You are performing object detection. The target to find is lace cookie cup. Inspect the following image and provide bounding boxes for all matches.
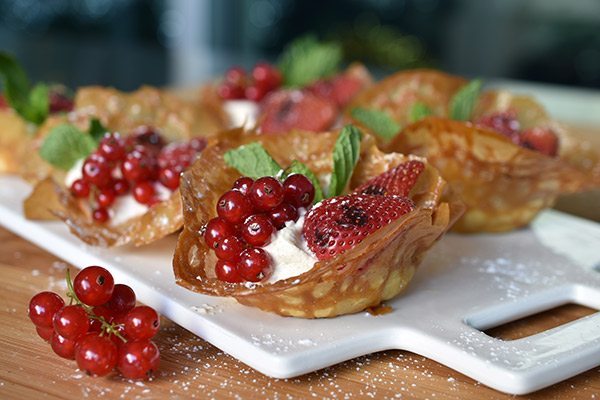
[173,130,463,318]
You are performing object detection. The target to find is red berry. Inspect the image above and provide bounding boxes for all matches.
[282,174,315,208]
[232,177,254,195]
[92,207,110,223]
[125,126,165,154]
[203,217,236,249]
[241,214,274,246]
[520,127,559,157]
[476,111,521,144]
[303,194,415,260]
[70,179,90,198]
[132,181,156,205]
[82,156,112,188]
[98,133,125,162]
[214,235,245,262]
[29,291,65,328]
[0,93,9,109]
[123,306,160,341]
[249,177,284,211]
[89,305,115,332]
[75,333,118,376]
[104,284,136,315]
[268,203,298,229]
[217,82,245,100]
[51,332,77,359]
[117,340,160,380]
[49,91,74,113]
[225,66,247,87]
[354,160,425,197]
[189,137,207,152]
[239,248,272,282]
[96,188,116,208]
[215,259,244,283]
[217,190,254,224]
[121,149,158,183]
[158,140,205,171]
[73,266,115,306]
[245,85,267,102]
[36,326,54,341]
[53,305,90,339]
[112,178,130,196]
[158,168,180,190]
[252,62,282,91]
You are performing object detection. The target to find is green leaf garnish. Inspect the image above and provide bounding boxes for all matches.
[449,79,482,121]
[285,160,324,203]
[328,125,361,197]
[0,52,49,125]
[408,102,433,123]
[39,124,97,170]
[278,35,342,88]
[88,118,108,142]
[350,107,400,140]
[223,142,282,179]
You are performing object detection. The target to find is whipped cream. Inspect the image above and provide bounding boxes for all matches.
[223,100,259,129]
[264,209,317,283]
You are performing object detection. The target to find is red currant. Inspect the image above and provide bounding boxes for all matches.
[82,156,112,188]
[36,326,54,341]
[158,168,180,190]
[51,332,77,360]
[98,133,125,162]
[268,203,298,229]
[245,85,267,102]
[70,179,90,198]
[252,62,282,91]
[217,83,245,100]
[29,291,65,328]
[112,178,130,196]
[225,66,247,87]
[232,177,254,195]
[123,306,160,341]
[214,235,245,262]
[96,188,116,208]
[89,305,115,332]
[203,217,236,249]
[132,181,156,205]
[73,266,115,306]
[75,333,118,376]
[217,190,254,224]
[241,214,274,246]
[126,126,165,154]
[215,259,244,282]
[283,174,315,207]
[104,284,136,315]
[49,91,74,113]
[121,149,158,183]
[189,137,207,152]
[53,305,90,339]
[239,247,272,282]
[92,207,110,223]
[249,177,284,211]
[117,340,160,380]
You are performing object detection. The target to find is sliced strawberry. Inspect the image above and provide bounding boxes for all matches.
[303,194,415,260]
[354,160,425,197]
[520,127,559,157]
[259,90,337,134]
[475,111,521,144]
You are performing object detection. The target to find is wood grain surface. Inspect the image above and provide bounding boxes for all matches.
[0,227,598,399]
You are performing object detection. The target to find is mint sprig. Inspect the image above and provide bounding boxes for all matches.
[39,124,97,170]
[449,79,482,121]
[224,142,282,179]
[285,160,324,203]
[408,102,433,123]
[278,35,342,88]
[328,125,361,197]
[0,52,49,125]
[350,107,400,141]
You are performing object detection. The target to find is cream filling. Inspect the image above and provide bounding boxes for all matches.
[223,100,259,129]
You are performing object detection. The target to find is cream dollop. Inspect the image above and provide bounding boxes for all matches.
[223,100,259,129]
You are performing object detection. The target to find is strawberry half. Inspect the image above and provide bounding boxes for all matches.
[354,160,425,197]
[303,194,415,260]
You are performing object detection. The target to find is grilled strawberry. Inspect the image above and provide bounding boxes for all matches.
[354,160,425,197]
[259,90,337,134]
[303,194,415,260]
[520,127,559,157]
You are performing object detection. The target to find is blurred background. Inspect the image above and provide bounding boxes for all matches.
[1,0,599,91]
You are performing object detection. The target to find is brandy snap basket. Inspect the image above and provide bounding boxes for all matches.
[173,129,464,318]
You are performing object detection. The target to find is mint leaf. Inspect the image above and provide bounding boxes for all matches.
[350,107,400,140]
[88,118,108,142]
[0,52,48,125]
[278,35,342,87]
[224,142,282,179]
[285,160,324,203]
[449,79,482,121]
[328,125,361,197]
[408,102,433,123]
[39,124,96,170]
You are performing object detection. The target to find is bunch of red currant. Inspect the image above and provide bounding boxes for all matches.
[69,126,206,223]
[204,173,315,283]
[28,266,160,379]
[217,62,282,102]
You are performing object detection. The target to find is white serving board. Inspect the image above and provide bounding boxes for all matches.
[1,175,600,395]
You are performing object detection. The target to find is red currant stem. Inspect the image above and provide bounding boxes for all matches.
[65,269,127,343]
